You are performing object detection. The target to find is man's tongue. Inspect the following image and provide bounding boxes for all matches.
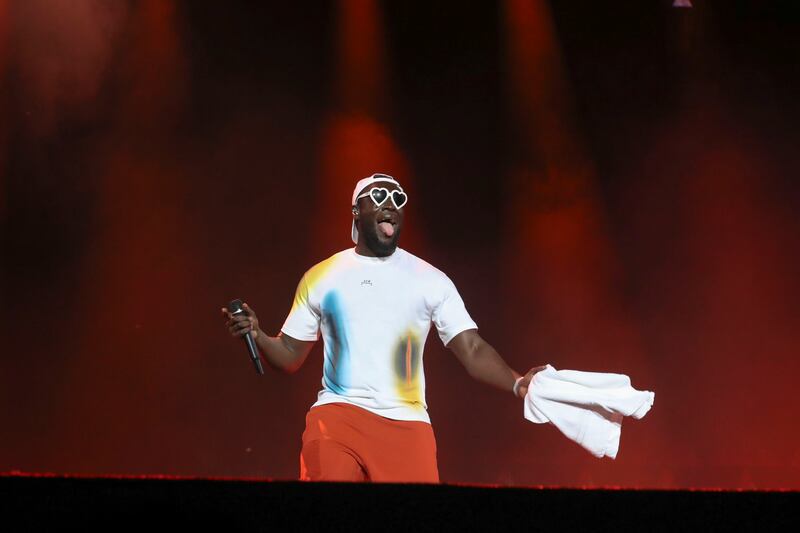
[378,221,395,237]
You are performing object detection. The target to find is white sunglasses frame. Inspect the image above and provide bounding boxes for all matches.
[355,187,408,209]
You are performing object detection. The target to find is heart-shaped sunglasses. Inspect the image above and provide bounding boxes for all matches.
[356,187,408,209]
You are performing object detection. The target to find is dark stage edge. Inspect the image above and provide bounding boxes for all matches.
[2,475,798,531]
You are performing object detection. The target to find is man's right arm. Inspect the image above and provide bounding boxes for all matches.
[254,332,315,373]
[223,303,315,374]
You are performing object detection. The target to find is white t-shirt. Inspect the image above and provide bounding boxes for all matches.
[281,247,478,423]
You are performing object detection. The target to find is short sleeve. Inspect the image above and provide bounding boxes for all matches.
[432,276,478,345]
[280,274,321,341]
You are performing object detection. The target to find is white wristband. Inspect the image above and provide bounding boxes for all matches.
[512,376,524,398]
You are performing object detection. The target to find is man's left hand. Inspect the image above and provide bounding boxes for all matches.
[515,365,548,398]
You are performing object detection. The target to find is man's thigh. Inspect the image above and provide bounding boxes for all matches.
[300,403,438,483]
[360,416,439,483]
[300,437,366,482]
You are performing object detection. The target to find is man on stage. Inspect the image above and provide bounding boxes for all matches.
[223,173,543,482]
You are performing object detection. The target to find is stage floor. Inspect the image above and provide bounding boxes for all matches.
[2,473,797,530]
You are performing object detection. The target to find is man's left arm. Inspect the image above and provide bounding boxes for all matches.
[447,329,545,398]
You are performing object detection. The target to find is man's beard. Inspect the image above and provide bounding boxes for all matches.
[363,224,400,257]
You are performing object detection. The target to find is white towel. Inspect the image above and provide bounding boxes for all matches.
[523,364,655,459]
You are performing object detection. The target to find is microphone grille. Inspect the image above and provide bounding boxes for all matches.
[228,299,244,314]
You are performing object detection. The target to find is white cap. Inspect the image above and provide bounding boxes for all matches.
[351,173,402,244]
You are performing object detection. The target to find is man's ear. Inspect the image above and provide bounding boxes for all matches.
[352,207,359,216]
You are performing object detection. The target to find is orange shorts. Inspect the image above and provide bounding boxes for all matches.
[299,403,439,483]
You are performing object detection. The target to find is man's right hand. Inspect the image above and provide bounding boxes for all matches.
[221,302,316,373]
[222,303,260,339]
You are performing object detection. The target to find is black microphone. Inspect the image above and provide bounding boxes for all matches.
[228,299,264,375]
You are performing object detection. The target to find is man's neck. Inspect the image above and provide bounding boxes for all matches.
[355,242,396,258]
